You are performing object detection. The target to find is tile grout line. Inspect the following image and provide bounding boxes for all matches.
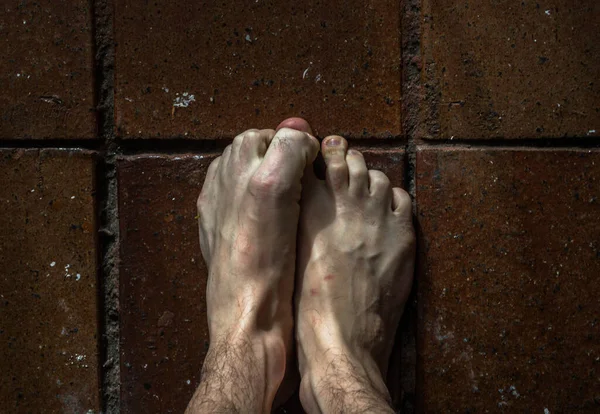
[0,136,598,152]
[402,0,421,201]
[92,0,120,413]
[397,0,423,412]
[415,137,600,149]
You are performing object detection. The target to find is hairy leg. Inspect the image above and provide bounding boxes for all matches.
[295,136,415,413]
[186,123,319,413]
[186,334,266,412]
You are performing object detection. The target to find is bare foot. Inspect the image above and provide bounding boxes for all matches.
[188,125,319,413]
[295,136,415,413]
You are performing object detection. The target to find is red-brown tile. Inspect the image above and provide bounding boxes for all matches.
[114,1,401,139]
[117,154,216,413]
[421,1,599,139]
[416,147,600,412]
[0,1,96,139]
[360,148,406,185]
[0,150,100,412]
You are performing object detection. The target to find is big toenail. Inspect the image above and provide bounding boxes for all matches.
[326,137,341,147]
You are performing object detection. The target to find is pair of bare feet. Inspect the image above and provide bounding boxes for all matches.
[186,118,415,413]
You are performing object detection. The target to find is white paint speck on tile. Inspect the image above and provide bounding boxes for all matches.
[173,92,196,108]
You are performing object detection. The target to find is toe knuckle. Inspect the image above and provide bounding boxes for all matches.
[196,192,208,213]
[396,190,412,211]
[395,187,411,200]
[232,134,245,147]
[243,129,261,141]
[328,162,348,175]
[278,128,309,143]
[209,156,221,169]
[261,128,276,137]
[347,149,364,158]
[248,172,291,197]
[371,170,390,186]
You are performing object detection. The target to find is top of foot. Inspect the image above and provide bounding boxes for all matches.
[295,134,415,410]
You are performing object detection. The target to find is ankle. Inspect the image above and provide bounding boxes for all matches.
[205,329,288,412]
[299,346,393,413]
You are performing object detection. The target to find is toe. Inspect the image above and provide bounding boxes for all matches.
[198,156,221,210]
[231,128,257,160]
[252,128,320,198]
[392,187,413,220]
[204,156,221,185]
[234,128,276,159]
[346,149,369,196]
[322,135,349,191]
[368,169,392,201]
[221,144,233,171]
[276,117,313,135]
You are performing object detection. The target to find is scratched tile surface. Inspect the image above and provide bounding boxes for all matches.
[114,0,401,139]
[416,147,600,412]
[0,1,96,139]
[421,0,599,139]
[0,149,100,412]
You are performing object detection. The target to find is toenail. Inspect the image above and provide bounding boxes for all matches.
[325,137,341,147]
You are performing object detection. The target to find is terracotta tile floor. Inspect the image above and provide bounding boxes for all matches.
[1,0,598,412]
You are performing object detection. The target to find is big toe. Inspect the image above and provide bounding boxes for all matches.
[276,117,313,135]
[322,135,349,191]
[253,128,320,197]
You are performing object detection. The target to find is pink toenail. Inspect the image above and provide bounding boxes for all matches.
[326,137,341,147]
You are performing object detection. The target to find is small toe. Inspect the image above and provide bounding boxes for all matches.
[392,187,412,219]
[368,169,392,201]
[322,135,349,191]
[346,149,369,196]
[205,156,221,184]
[235,128,276,159]
[198,156,221,206]
[221,144,233,170]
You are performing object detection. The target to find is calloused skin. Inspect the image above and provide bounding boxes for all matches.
[185,118,415,414]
